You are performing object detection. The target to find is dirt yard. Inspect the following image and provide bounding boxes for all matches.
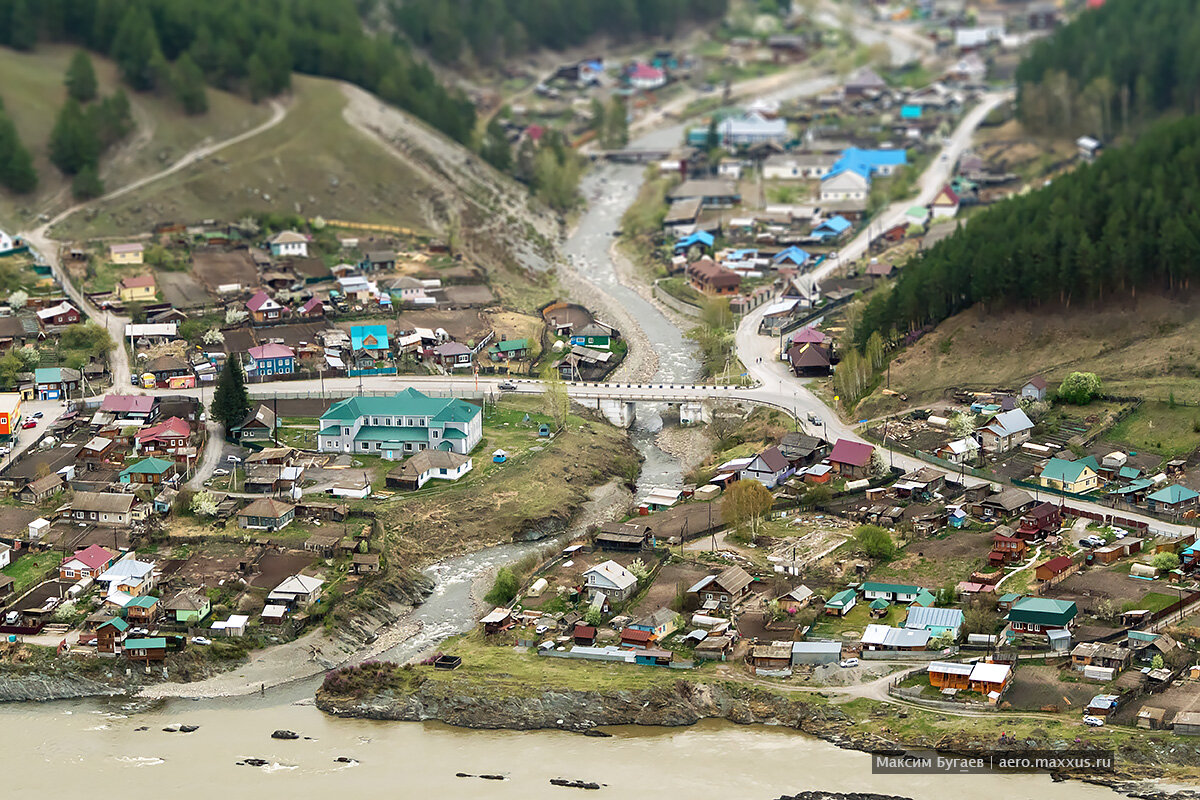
[869,527,994,587]
[625,561,709,619]
[191,248,259,294]
[167,543,255,588]
[1004,664,1102,713]
[250,552,317,589]
[1044,566,1157,615]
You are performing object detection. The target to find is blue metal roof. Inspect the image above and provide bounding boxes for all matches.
[904,605,964,631]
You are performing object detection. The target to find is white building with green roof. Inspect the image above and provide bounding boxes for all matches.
[317,388,482,460]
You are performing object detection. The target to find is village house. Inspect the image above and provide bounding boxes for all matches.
[904,606,964,639]
[893,467,945,500]
[751,641,795,675]
[1006,596,1077,637]
[861,624,930,652]
[929,185,960,218]
[69,492,141,527]
[628,608,679,640]
[246,291,286,324]
[230,405,277,443]
[142,355,192,386]
[1021,376,1048,401]
[1034,555,1077,585]
[109,242,144,265]
[592,521,653,552]
[824,588,857,615]
[1072,642,1132,672]
[778,585,814,613]
[33,367,81,400]
[165,589,211,625]
[60,544,115,580]
[786,342,832,377]
[819,168,870,202]
[120,457,177,485]
[1016,502,1061,540]
[480,607,514,635]
[978,408,1034,454]
[487,338,529,362]
[384,450,473,490]
[18,473,64,504]
[237,498,295,531]
[35,301,81,327]
[267,230,308,258]
[247,343,296,378]
[689,565,754,610]
[582,560,638,604]
[975,487,1035,519]
[122,595,159,626]
[861,582,924,604]
[763,152,838,180]
[1146,484,1200,515]
[667,179,741,209]
[827,439,875,478]
[0,392,20,436]
[431,341,473,370]
[268,574,325,606]
[135,417,191,455]
[1039,456,1100,494]
[778,432,828,468]
[124,637,167,664]
[117,274,156,303]
[95,617,127,655]
[686,258,742,296]
[739,446,793,488]
[569,322,615,350]
[988,531,1027,566]
[97,559,156,600]
[317,388,482,460]
[790,641,841,666]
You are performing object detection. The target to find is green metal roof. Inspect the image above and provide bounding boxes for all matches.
[121,457,175,475]
[353,426,428,443]
[123,596,158,609]
[1039,457,1097,485]
[1148,484,1200,504]
[861,581,922,595]
[124,637,166,649]
[911,589,937,607]
[322,388,479,425]
[869,598,890,610]
[826,589,856,607]
[432,400,480,423]
[98,617,128,631]
[441,429,467,439]
[490,338,528,353]
[1006,597,1077,626]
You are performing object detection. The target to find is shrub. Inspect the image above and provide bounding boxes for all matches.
[854,525,895,560]
[484,567,519,606]
[1057,372,1101,405]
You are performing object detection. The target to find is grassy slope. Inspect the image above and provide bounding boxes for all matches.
[857,291,1200,418]
[54,76,426,240]
[0,45,271,230]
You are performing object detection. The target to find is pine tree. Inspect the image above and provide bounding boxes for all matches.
[65,50,98,103]
[0,110,38,194]
[48,98,99,175]
[211,357,250,431]
[8,0,38,52]
[172,52,208,115]
[246,53,271,103]
[111,4,163,91]
[71,163,104,199]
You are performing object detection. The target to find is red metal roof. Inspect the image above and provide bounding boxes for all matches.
[1039,555,1073,574]
[68,544,114,571]
[829,439,874,468]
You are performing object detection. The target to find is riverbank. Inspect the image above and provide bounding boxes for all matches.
[314,675,1198,796]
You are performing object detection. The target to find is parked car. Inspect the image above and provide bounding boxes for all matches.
[213,468,230,477]
[498,381,517,391]
[1083,535,1106,548]
[31,411,42,418]
[535,624,550,635]
[839,658,859,668]
[190,636,212,646]
[21,419,36,429]
[226,455,242,464]
[1083,715,1105,727]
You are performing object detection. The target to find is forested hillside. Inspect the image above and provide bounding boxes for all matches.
[1016,0,1200,137]
[854,114,1200,345]
[0,0,475,143]
[390,0,728,66]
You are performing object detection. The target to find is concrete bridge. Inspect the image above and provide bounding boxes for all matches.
[511,379,751,427]
[590,148,673,164]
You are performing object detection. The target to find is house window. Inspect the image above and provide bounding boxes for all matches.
[432,430,439,439]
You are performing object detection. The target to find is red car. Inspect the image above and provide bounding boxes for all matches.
[21,419,36,429]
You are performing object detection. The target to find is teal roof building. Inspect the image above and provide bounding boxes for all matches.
[317,388,482,460]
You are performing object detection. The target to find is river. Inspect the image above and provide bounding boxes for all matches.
[3,698,1117,799]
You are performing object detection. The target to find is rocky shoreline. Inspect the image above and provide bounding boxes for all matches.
[315,679,1199,798]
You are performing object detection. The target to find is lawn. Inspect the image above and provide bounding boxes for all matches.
[55,76,429,241]
[2,551,63,595]
[1108,401,1200,459]
[0,44,270,232]
[1122,591,1177,614]
[809,600,905,640]
[374,395,640,567]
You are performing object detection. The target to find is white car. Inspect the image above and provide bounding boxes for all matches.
[213,468,230,477]
[1083,715,1105,727]
[190,636,212,646]
[535,624,550,635]
[226,455,242,464]
[839,658,859,668]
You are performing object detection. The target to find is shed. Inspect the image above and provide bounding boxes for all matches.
[1175,712,1200,735]
[790,641,841,666]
